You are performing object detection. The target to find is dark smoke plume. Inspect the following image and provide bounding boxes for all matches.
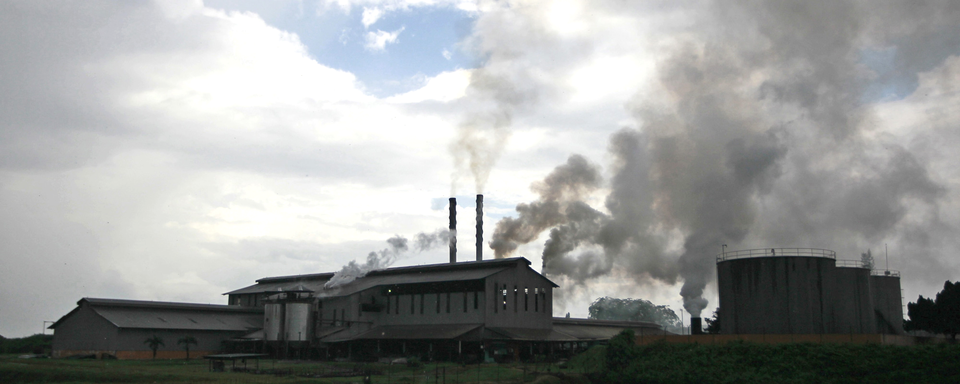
[490,1,949,317]
[324,229,451,289]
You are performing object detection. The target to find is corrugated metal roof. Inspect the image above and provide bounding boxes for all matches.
[48,298,263,331]
[94,307,263,331]
[226,257,558,297]
[325,324,481,342]
[226,267,511,298]
[486,327,574,341]
[551,317,661,329]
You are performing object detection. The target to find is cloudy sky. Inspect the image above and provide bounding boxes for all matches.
[2,0,959,337]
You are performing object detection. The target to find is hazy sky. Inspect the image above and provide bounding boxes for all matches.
[2,0,959,337]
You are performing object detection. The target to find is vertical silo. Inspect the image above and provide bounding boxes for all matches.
[871,271,904,334]
[830,264,877,334]
[717,248,836,334]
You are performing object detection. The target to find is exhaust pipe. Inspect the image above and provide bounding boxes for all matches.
[691,317,703,335]
[476,194,483,261]
[449,197,457,263]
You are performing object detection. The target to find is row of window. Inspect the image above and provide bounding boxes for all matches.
[383,291,481,315]
[493,284,546,314]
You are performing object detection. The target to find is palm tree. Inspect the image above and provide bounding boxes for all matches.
[143,336,164,359]
[177,336,198,360]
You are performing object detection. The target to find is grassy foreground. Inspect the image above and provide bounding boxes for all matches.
[6,340,960,383]
[0,355,584,384]
[567,338,960,384]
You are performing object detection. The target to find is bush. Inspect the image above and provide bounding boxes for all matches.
[405,356,422,368]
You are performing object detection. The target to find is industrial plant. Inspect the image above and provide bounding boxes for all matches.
[49,195,664,360]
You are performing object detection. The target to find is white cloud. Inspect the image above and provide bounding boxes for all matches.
[386,69,470,103]
[364,27,404,52]
[361,7,383,28]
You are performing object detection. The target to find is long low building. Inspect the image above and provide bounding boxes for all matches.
[50,298,263,359]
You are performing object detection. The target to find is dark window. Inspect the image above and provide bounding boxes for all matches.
[342,309,346,327]
[493,284,498,313]
[524,287,528,311]
[437,293,441,313]
[474,291,479,310]
[386,295,391,314]
[359,297,363,317]
[534,288,539,312]
[503,284,507,310]
[463,292,468,313]
[395,296,399,315]
[446,292,451,313]
[514,285,518,313]
[420,294,425,315]
[411,294,415,314]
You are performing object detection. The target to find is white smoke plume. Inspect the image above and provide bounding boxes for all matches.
[324,229,452,289]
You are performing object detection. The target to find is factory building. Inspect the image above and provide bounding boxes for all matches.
[49,298,263,359]
[49,196,664,360]
[716,248,903,335]
[226,257,661,361]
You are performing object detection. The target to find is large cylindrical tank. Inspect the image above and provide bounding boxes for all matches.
[284,302,313,342]
[831,266,877,334]
[264,303,285,341]
[871,273,904,334]
[717,248,836,334]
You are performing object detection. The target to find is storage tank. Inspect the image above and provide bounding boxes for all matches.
[831,263,877,334]
[871,271,904,334]
[284,302,313,343]
[264,302,285,341]
[717,248,836,334]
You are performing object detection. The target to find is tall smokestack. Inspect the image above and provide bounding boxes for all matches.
[476,194,483,261]
[449,198,457,263]
[691,317,703,335]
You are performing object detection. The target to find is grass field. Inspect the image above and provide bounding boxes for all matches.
[567,340,960,384]
[6,341,960,383]
[0,354,582,384]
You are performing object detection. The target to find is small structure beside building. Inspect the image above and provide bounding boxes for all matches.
[49,298,263,359]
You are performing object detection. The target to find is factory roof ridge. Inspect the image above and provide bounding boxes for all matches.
[79,298,263,312]
[255,257,531,284]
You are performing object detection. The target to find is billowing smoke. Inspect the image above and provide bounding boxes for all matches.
[324,229,452,289]
[489,1,950,317]
[490,154,603,258]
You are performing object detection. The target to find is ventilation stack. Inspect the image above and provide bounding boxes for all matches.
[476,194,483,261]
[691,317,703,335]
[449,197,457,263]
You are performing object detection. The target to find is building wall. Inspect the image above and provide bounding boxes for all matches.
[484,265,554,329]
[52,304,119,356]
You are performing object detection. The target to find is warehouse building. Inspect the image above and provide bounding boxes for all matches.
[716,248,903,335]
[49,298,263,359]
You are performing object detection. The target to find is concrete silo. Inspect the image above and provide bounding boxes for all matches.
[717,248,836,334]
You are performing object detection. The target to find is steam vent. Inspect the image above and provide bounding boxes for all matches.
[717,248,903,335]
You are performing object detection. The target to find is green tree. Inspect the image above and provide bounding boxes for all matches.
[861,249,875,269]
[905,281,960,339]
[143,335,164,359]
[588,297,680,331]
[177,336,197,360]
[704,307,721,334]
